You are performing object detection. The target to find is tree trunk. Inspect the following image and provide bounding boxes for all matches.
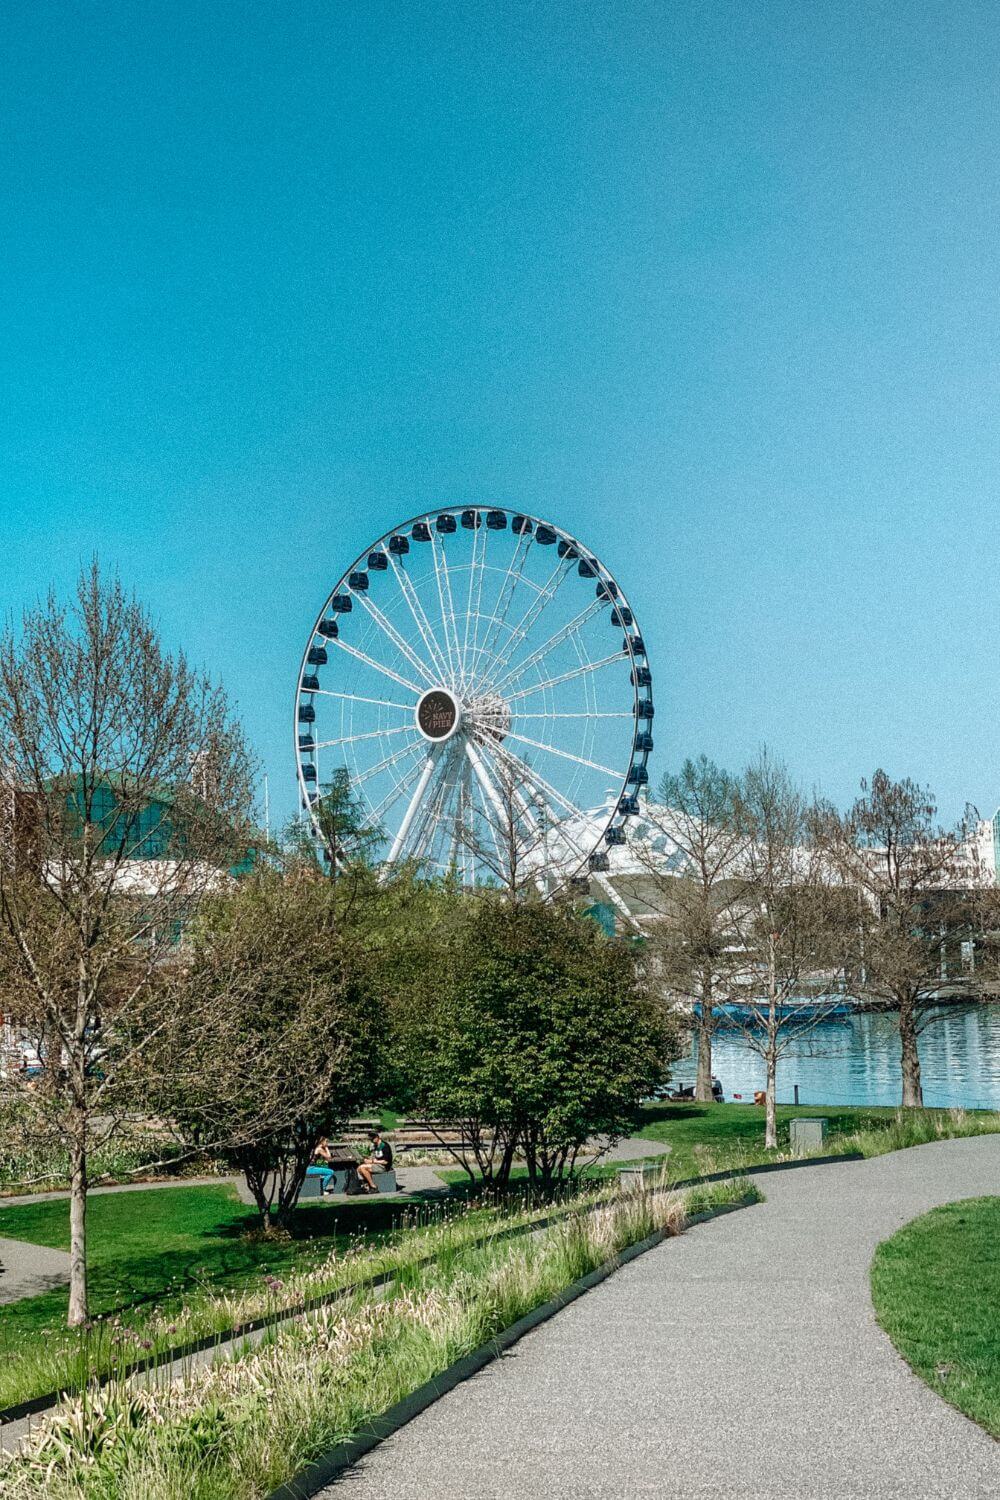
[67,1124,89,1326]
[694,983,714,1103]
[495,1130,518,1188]
[764,933,778,1150]
[521,1129,537,1187]
[275,1154,311,1228]
[240,1156,279,1231]
[764,1045,778,1150]
[899,1007,923,1108]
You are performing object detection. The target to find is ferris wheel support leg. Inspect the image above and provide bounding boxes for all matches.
[382,750,439,870]
[464,737,508,828]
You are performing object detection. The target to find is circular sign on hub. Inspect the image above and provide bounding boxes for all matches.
[416,688,462,742]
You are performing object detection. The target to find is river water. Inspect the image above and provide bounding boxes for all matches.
[684,1004,1000,1110]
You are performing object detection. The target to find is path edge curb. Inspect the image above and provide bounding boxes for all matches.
[264,1193,757,1500]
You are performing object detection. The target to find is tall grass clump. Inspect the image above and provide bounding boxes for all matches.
[0,1181,633,1412]
[834,1108,1000,1161]
[0,1176,755,1499]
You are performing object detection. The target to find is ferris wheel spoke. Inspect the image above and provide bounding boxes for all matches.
[350,737,427,790]
[468,521,492,687]
[511,710,633,720]
[428,749,463,871]
[429,530,463,684]
[313,688,416,712]
[458,754,475,886]
[387,555,453,684]
[459,519,486,693]
[500,728,621,781]
[361,754,429,832]
[442,759,469,876]
[332,638,427,696]
[384,750,439,864]
[314,724,417,750]
[473,528,533,681]
[484,735,593,837]
[351,589,441,689]
[464,739,516,875]
[406,744,458,866]
[431,750,467,870]
[505,651,629,703]
[481,553,575,689]
[488,597,610,699]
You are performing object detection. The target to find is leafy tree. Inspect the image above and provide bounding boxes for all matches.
[286,768,384,878]
[394,892,681,1189]
[150,865,381,1230]
[0,564,253,1324]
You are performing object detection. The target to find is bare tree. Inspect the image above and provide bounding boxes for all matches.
[812,770,990,1107]
[0,564,253,1323]
[726,754,851,1148]
[617,757,750,1102]
[449,744,556,897]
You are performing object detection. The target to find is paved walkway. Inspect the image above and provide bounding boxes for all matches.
[0,1166,451,1212]
[0,1174,246,1209]
[0,1237,70,1305]
[329,1135,1000,1499]
[596,1136,671,1163]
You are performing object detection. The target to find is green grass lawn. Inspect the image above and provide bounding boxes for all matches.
[0,1182,429,1359]
[634,1101,903,1178]
[435,1103,884,1187]
[871,1197,1000,1438]
[438,1102,1000,1188]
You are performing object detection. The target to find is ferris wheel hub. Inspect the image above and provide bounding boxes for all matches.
[415,687,463,743]
[466,690,510,743]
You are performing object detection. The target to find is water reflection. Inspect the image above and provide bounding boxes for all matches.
[687,1004,1000,1110]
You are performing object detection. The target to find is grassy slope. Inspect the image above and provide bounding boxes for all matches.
[0,1179,757,1498]
[437,1102,1000,1187]
[871,1197,1000,1438]
[0,1184,427,1352]
[634,1101,903,1177]
[438,1103,908,1186]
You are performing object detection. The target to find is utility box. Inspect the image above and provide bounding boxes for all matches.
[790,1118,827,1156]
[618,1164,662,1193]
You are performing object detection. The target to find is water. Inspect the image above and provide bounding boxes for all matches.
[685,1004,1000,1110]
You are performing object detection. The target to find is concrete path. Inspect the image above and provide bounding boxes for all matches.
[329,1134,1000,1499]
[0,1237,70,1305]
[594,1136,672,1163]
[0,1166,451,1212]
[0,1175,248,1209]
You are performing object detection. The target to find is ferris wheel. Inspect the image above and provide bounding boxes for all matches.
[294,507,653,905]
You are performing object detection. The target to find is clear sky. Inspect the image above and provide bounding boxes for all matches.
[2,1,998,827]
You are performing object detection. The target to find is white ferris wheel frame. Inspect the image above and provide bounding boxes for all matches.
[293,506,653,914]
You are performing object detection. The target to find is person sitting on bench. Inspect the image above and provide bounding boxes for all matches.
[356,1130,393,1193]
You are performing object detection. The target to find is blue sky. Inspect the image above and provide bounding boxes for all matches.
[2,1,998,826]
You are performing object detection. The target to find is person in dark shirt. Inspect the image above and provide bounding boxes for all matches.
[356,1130,393,1193]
